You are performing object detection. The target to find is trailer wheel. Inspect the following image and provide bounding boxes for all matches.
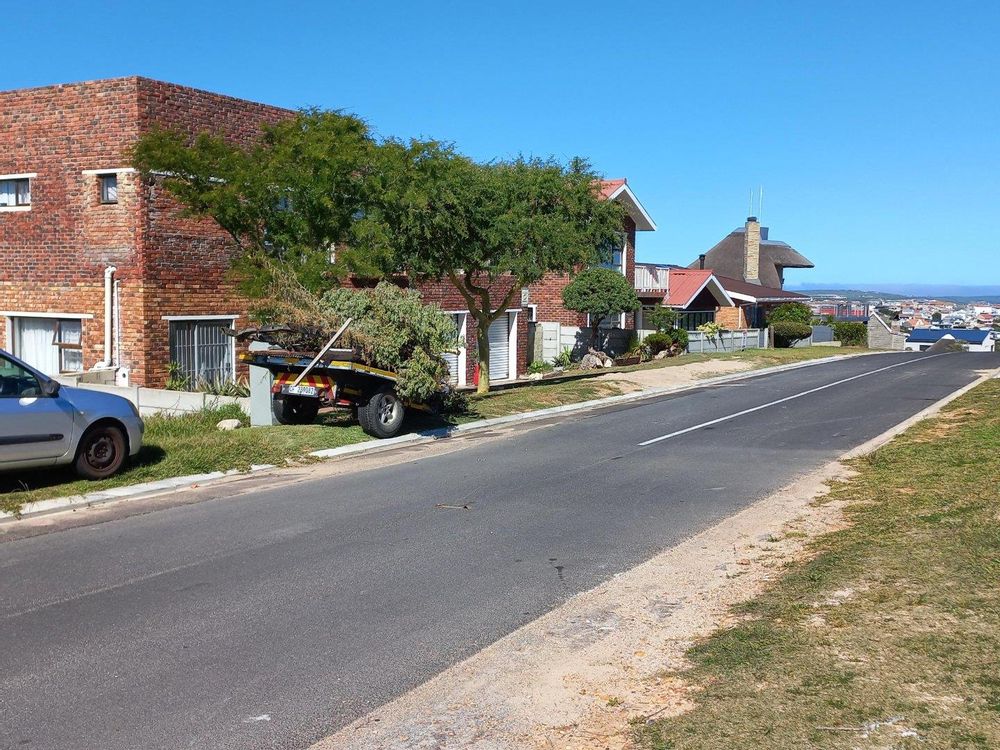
[273,394,320,425]
[358,388,405,438]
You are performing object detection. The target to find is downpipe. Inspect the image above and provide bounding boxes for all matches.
[95,266,117,369]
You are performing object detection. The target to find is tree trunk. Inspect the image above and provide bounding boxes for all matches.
[590,316,603,350]
[476,315,492,395]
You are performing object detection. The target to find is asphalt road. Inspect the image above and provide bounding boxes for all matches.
[1,352,996,750]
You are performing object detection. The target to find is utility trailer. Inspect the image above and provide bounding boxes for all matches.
[238,347,433,439]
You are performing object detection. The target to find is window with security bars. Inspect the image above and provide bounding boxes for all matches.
[168,319,234,387]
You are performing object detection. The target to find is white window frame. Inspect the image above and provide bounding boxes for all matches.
[99,173,119,204]
[0,173,35,212]
[7,315,85,374]
[526,304,538,323]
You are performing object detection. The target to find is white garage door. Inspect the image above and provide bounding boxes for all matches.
[488,314,510,381]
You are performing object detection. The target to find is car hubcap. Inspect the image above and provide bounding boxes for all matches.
[87,435,116,469]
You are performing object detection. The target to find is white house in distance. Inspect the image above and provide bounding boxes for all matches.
[904,328,994,352]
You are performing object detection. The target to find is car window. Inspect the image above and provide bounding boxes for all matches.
[0,355,42,398]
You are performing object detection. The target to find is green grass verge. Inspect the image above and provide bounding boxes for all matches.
[0,404,369,515]
[635,377,1000,749]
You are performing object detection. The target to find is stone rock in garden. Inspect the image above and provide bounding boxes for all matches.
[654,350,669,360]
[580,353,603,370]
[527,372,544,381]
[602,358,614,368]
[217,418,243,431]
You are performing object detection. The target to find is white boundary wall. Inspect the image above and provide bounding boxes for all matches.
[55,379,249,417]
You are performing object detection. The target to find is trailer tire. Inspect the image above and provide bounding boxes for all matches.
[358,388,405,438]
[273,394,320,425]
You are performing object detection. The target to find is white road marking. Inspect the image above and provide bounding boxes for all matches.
[638,355,947,447]
[242,714,271,723]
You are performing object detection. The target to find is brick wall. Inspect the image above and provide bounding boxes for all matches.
[716,305,748,330]
[0,77,292,386]
[0,78,144,369]
[526,215,638,330]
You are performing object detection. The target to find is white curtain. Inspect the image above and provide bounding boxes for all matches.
[0,180,14,207]
[14,318,60,376]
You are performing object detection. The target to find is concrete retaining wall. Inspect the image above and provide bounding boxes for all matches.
[57,380,249,417]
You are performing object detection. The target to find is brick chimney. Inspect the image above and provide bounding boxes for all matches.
[743,216,761,284]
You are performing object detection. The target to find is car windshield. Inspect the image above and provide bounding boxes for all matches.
[0,354,42,398]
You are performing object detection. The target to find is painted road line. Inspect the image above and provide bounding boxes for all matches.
[637,354,947,447]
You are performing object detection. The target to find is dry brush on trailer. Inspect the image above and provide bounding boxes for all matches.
[232,282,463,438]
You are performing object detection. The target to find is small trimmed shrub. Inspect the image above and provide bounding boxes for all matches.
[768,302,813,326]
[772,321,813,348]
[672,328,689,349]
[644,332,673,355]
[832,321,867,347]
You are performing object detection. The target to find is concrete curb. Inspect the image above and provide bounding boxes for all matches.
[0,350,891,522]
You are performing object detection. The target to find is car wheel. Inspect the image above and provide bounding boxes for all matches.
[74,424,127,480]
[359,388,405,438]
[272,395,320,425]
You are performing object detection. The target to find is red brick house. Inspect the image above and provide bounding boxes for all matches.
[0,77,291,388]
[0,77,529,388]
[526,178,656,361]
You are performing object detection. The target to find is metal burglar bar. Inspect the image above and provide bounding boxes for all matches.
[169,320,233,386]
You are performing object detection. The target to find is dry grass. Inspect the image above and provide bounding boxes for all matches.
[635,378,1000,749]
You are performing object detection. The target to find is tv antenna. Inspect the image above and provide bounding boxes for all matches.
[748,186,765,221]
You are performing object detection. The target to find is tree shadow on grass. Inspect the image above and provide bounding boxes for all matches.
[0,444,168,496]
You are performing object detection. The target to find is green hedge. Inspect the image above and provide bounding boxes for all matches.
[772,321,813,348]
[832,321,867,347]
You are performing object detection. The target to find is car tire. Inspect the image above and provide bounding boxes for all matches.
[272,395,320,425]
[358,388,405,438]
[74,424,128,480]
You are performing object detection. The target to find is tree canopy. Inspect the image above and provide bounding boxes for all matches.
[561,267,640,348]
[133,109,376,294]
[133,110,626,393]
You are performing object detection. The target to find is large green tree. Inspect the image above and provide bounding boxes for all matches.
[343,145,625,392]
[134,112,624,394]
[133,109,376,295]
[561,267,640,349]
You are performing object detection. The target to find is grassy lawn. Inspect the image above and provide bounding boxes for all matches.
[0,404,369,515]
[462,378,628,420]
[635,377,1000,749]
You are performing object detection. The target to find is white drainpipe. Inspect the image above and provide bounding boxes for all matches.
[97,266,117,369]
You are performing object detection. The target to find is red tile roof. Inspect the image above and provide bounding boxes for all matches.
[598,178,626,199]
[664,269,714,307]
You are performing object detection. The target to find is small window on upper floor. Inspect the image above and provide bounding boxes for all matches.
[99,174,118,204]
[0,177,31,208]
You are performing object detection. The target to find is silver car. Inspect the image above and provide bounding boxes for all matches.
[0,349,144,479]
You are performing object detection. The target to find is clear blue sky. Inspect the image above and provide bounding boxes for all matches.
[7,1,1000,288]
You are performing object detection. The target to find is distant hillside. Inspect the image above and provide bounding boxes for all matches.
[789,282,1000,303]
[801,289,909,302]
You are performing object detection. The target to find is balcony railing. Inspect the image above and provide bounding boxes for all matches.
[634,265,669,290]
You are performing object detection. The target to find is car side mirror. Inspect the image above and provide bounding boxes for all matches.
[41,379,61,398]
